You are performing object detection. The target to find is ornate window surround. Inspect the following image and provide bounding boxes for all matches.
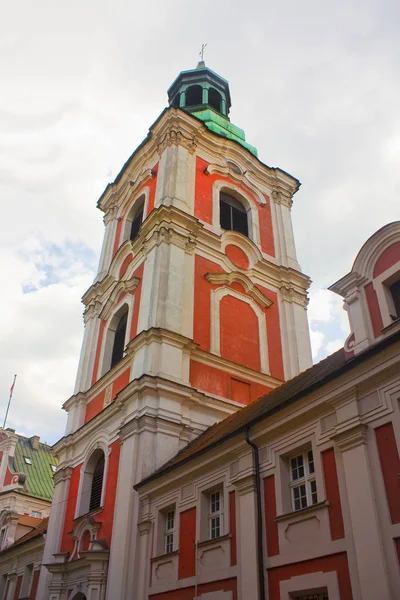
[210,286,269,374]
[75,437,110,519]
[212,180,261,245]
[120,190,149,245]
[98,295,135,378]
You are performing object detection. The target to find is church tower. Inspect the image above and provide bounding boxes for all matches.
[39,63,312,600]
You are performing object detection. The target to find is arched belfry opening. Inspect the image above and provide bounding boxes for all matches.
[208,88,222,112]
[220,192,249,237]
[78,448,105,516]
[110,305,128,369]
[71,594,87,600]
[167,62,231,120]
[186,85,203,107]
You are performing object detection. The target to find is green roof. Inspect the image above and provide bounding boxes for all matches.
[12,437,57,501]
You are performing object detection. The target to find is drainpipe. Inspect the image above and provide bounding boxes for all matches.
[245,426,266,600]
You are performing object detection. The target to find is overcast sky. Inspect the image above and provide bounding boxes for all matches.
[1,0,399,444]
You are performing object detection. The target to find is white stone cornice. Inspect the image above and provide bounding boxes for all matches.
[103,205,119,225]
[331,423,368,452]
[232,473,256,496]
[55,374,239,458]
[271,188,294,210]
[205,272,273,308]
[204,163,267,205]
[156,129,198,156]
[125,327,196,357]
[279,284,309,307]
[98,108,301,218]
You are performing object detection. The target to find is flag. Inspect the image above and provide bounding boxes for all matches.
[9,376,16,396]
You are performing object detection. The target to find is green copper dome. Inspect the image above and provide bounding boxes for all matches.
[167,62,257,156]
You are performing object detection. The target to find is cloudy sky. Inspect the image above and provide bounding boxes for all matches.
[1,0,399,444]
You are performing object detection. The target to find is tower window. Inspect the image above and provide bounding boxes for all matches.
[220,192,249,237]
[78,449,106,516]
[89,453,105,512]
[110,307,128,368]
[130,206,144,242]
[208,88,222,112]
[186,85,202,107]
[390,280,400,319]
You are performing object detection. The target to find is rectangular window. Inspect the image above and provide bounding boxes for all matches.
[30,511,42,518]
[209,490,223,539]
[164,509,175,554]
[290,450,318,511]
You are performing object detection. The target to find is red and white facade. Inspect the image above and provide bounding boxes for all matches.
[38,64,400,600]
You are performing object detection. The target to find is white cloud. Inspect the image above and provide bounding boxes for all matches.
[1,0,399,442]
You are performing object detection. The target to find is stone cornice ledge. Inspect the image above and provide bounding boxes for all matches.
[331,423,368,452]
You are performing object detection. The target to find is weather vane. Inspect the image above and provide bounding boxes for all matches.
[199,43,207,61]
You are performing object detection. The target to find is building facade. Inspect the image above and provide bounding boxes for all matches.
[38,63,400,600]
[0,429,56,600]
[135,222,400,600]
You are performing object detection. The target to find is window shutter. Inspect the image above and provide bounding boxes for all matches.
[89,454,105,511]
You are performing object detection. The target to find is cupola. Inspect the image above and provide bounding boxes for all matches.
[167,61,257,156]
[168,60,231,117]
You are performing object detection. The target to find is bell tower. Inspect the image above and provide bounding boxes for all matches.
[40,63,312,600]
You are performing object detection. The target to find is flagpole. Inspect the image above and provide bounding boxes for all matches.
[3,375,17,430]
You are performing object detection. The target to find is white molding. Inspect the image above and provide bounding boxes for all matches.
[372,262,400,328]
[210,286,269,374]
[119,187,149,245]
[204,163,267,206]
[205,272,273,308]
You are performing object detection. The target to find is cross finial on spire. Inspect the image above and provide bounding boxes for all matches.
[199,43,207,62]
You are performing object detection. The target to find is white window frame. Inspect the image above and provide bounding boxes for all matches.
[208,490,223,540]
[289,449,317,511]
[164,509,175,554]
[211,180,261,245]
[372,263,400,329]
[121,192,148,244]
[30,511,42,518]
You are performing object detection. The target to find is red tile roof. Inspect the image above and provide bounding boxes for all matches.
[0,517,48,554]
[136,329,400,489]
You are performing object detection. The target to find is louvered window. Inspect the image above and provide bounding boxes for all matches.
[89,454,104,512]
[110,310,128,368]
[220,193,248,237]
[130,207,144,242]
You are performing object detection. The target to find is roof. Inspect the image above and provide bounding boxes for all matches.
[0,517,48,556]
[97,107,300,208]
[12,437,57,501]
[136,328,400,489]
[17,515,42,528]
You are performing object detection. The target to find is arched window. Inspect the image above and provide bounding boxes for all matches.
[129,203,144,242]
[186,85,202,107]
[89,453,105,511]
[219,192,249,237]
[110,305,128,368]
[79,449,105,516]
[208,88,222,112]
